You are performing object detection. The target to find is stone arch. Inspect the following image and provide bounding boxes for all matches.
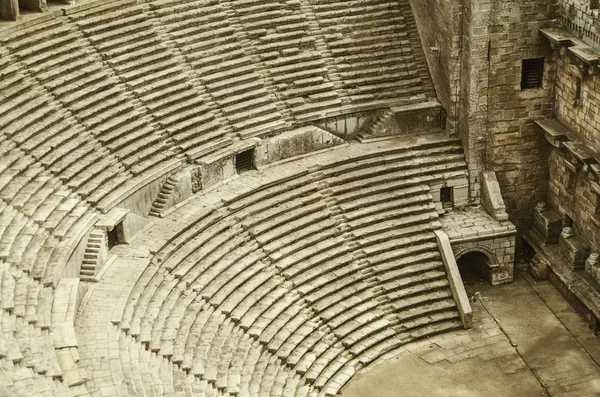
[454,247,498,285]
[454,246,498,266]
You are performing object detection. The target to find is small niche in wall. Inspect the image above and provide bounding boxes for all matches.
[107,222,123,250]
[236,149,255,174]
[440,186,454,209]
[592,0,599,10]
[574,76,582,107]
[567,169,577,191]
[563,214,574,230]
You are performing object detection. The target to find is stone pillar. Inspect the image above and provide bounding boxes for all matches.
[532,202,562,244]
[19,0,46,12]
[558,227,590,270]
[585,253,600,281]
[0,0,20,21]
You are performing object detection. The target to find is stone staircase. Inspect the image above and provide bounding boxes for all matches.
[79,231,104,281]
[357,101,444,142]
[358,108,395,140]
[149,174,179,217]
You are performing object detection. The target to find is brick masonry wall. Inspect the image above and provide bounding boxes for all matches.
[542,1,600,250]
[460,0,557,237]
[546,48,600,249]
[547,148,600,248]
[554,51,600,150]
[558,0,600,50]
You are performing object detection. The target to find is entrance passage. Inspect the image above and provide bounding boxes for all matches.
[457,252,490,289]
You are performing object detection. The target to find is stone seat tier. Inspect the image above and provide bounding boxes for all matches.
[307,301,456,391]
[139,81,204,114]
[111,136,466,397]
[145,237,255,345]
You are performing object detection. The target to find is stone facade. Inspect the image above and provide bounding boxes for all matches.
[469,0,556,235]
[547,148,600,248]
[554,50,600,149]
[537,3,600,263]
[558,0,600,51]
[412,0,556,236]
[410,0,462,136]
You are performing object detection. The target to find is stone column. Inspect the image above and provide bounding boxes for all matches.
[0,0,20,21]
[19,0,46,12]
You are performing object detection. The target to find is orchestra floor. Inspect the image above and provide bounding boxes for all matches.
[341,272,600,397]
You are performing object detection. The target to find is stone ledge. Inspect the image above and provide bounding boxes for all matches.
[434,229,473,329]
[95,208,129,231]
[52,278,79,349]
[541,27,600,73]
[535,117,600,179]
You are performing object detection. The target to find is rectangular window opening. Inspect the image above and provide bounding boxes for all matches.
[440,187,453,209]
[592,0,599,9]
[236,149,255,174]
[108,226,120,250]
[521,58,545,90]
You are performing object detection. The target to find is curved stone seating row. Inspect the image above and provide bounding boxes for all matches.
[148,0,290,139]
[116,140,466,396]
[69,3,229,155]
[227,0,344,121]
[0,0,437,208]
[0,20,140,202]
[0,359,87,397]
[0,1,441,394]
[0,264,88,396]
[308,0,434,104]
[0,0,438,228]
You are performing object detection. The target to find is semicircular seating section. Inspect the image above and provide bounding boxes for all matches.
[0,0,439,394]
[115,139,467,397]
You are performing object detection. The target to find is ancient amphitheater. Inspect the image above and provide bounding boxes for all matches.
[1,0,600,396]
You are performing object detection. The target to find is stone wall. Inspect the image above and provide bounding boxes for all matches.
[541,10,600,250]
[452,236,516,285]
[409,0,462,135]
[557,0,600,50]
[554,53,600,150]
[0,0,19,20]
[459,0,557,236]
[547,148,600,248]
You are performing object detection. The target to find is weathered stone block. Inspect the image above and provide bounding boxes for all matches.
[559,232,591,270]
[533,208,562,244]
[529,254,549,280]
[480,171,509,221]
[254,126,344,167]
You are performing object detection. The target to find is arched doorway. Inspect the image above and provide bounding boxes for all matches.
[456,250,494,290]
